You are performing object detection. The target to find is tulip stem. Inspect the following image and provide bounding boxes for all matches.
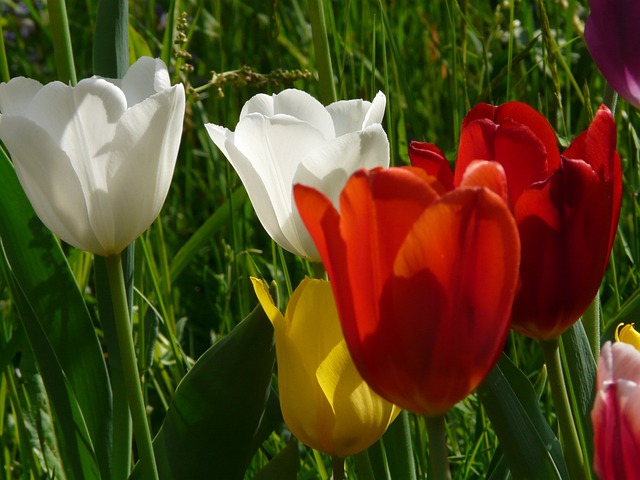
[312,261,327,279]
[308,0,337,105]
[540,339,587,480]
[105,254,159,480]
[424,414,451,480]
[331,456,345,480]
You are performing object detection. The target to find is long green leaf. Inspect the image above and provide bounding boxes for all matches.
[561,321,596,479]
[477,354,569,479]
[0,149,112,479]
[134,304,276,479]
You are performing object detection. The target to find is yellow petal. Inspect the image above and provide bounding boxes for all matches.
[616,323,640,351]
[250,277,285,330]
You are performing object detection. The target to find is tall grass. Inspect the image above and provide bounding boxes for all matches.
[1,0,638,478]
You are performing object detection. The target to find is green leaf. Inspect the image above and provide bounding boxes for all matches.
[136,304,276,479]
[384,410,416,480]
[0,149,112,479]
[128,24,153,61]
[561,321,596,478]
[251,438,299,480]
[477,354,569,480]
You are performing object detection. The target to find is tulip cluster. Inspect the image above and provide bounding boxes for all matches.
[295,164,521,415]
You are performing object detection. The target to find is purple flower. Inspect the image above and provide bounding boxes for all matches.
[585,0,640,107]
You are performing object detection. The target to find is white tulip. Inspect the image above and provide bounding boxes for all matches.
[0,57,185,256]
[206,89,389,261]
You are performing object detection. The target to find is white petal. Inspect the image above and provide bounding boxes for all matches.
[0,77,43,115]
[242,89,335,140]
[326,91,386,136]
[205,123,235,160]
[210,114,327,257]
[239,93,275,119]
[295,123,390,207]
[121,57,171,107]
[362,91,386,128]
[21,79,128,251]
[105,83,185,254]
[0,115,105,254]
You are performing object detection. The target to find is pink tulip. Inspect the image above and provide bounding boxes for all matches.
[591,341,640,479]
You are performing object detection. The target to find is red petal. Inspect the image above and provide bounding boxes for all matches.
[408,141,454,190]
[366,187,520,414]
[512,158,612,339]
[494,101,561,172]
[458,160,510,205]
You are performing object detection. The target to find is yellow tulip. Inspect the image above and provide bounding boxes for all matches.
[251,277,400,458]
[616,323,640,351]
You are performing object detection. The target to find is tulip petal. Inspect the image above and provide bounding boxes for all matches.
[0,77,42,115]
[585,0,640,107]
[462,102,561,172]
[458,160,509,204]
[294,124,390,207]
[317,339,398,457]
[241,89,335,140]
[373,187,519,414]
[120,56,172,107]
[206,123,301,256]
[616,324,640,350]
[296,169,442,400]
[0,116,103,253]
[106,84,185,254]
[455,118,551,202]
[564,105,621,256]
[512,158,610,339]
[326,91,386,136]
[408,141,454,191]
[228,113,330,258]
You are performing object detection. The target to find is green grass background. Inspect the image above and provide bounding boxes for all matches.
[2,0,640,478]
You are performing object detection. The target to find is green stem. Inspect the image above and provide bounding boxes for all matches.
[94,256,132,480]
[312,261,327,279]
[47,0,77,85]
[331,456,345,480]
[353,450,376,480]
[424,414,451,480]
[540,338,586,480]
[308,0,337,104]
[105,254,159,480]
[582,294,601,361]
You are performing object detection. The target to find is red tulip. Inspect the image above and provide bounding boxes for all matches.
[591,341,640,479]
[294,166,520,415]
[410,102,622,340]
